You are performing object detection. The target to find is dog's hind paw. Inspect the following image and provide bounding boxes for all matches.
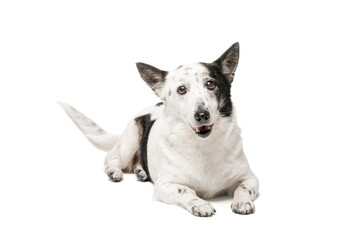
[106,169,124,182]
[231,201,255,215]
[134,167,148,182]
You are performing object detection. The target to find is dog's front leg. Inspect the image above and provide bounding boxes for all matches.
[231,175,259,215]
[154,181,216,217]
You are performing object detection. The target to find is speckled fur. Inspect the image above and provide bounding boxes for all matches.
[59,43,259,217]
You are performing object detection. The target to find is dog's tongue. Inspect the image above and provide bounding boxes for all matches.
[197,125,209,132]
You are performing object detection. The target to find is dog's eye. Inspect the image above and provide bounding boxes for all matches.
[177,86,187,95]
[206,81,216,90]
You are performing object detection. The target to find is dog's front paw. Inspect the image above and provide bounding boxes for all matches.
[231,201,255,215]
[190,201,216,217]
[105,168,124,182]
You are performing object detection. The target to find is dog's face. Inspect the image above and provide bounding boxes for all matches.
[136,43,239,139]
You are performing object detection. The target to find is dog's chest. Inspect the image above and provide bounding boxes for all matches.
[149,130,244,198]
[174,144,242,197]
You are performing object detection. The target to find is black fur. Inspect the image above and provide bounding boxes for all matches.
[242,186,252,195]
[155,102,164,107]
[135,114,156,182]
[178,188,187,194]
[201,63,233,117]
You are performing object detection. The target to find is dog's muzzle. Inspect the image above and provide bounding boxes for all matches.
[191,123,214,138]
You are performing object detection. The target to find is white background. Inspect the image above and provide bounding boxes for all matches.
[1,0,359,239]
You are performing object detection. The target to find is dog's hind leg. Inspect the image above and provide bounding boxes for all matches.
[133,161,148,182]
[59,102,150,182]
[104,148,125,182]
[104,120,142,182]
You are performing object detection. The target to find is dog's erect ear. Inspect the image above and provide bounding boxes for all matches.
[136,62,167,97]
[213,42,239,82]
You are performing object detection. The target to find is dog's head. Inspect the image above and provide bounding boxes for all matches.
[136,42,239,139]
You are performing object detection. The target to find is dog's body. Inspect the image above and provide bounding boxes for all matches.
[60,43,259,217]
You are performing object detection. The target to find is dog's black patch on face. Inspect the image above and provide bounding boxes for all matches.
[134,114,156,182]
[155,102,164,107]
[201,63,232,117]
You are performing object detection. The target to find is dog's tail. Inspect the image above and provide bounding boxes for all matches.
[58,102,119,151]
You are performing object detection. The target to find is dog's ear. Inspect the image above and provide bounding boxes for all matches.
[213,42,239,82]
[136,62,167,97]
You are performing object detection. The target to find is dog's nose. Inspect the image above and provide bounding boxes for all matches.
[194,107,210,123]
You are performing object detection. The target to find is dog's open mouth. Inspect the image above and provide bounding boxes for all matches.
[191,124,214,138]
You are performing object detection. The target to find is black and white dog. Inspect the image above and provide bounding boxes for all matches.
[60,43,259,217]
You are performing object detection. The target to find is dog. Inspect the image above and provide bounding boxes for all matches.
[59,42,259,217]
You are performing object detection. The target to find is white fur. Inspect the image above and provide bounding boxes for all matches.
[60,61,259,217]
[58,102,119,151]
[160,64,220,129]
